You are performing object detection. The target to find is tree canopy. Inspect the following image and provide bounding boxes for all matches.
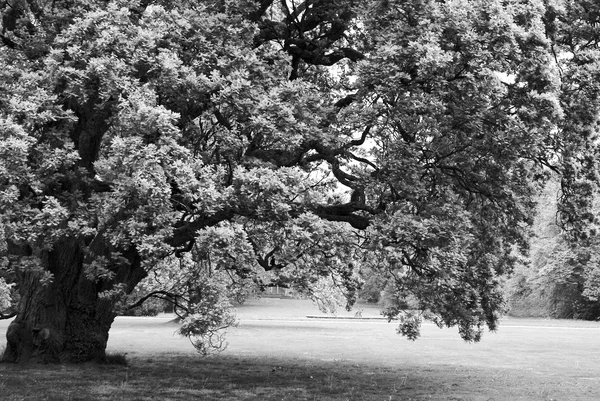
[1,0,599,363]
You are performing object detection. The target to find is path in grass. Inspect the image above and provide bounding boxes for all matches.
[0,298,599,400]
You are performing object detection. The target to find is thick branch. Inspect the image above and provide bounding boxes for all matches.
[245,146,310,167]
[248,238,286,271]
[287,45,365,66]
[214,109,232,130]
[334,94,357,109]
[314,206,370,230]
[171,209,236,248]
[0,34,16,49]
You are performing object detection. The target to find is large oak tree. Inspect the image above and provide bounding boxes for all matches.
[0,0,597,363]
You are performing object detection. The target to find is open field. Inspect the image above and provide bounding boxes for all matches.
[0,298,599,400]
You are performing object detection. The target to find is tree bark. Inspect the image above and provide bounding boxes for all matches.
[2,240,143,363]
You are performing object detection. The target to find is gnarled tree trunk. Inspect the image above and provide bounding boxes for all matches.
[3,240,144,363]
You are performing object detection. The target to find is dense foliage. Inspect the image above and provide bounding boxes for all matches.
[507,179,600,319]
[1,0,600,362]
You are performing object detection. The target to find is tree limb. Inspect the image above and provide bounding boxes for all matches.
[314,204,370,229]
[170,209,236,248]
[0,311,17,320]
[214,109,233,130]
[124,290,189,312]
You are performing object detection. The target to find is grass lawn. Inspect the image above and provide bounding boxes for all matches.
[0,298,599,400]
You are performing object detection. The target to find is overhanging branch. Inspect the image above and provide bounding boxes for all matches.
[124,290,190,312]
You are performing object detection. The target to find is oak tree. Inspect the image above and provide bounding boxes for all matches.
[0,0,592,362]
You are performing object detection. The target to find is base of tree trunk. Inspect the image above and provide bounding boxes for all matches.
[2,315,112,364]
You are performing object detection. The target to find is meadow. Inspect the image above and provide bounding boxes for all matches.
[0,298,599,400]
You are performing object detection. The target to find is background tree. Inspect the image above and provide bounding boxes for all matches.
[0,0,591,363]
[507,178,600,320]
[504,0,600,320]
[506,179,598,319]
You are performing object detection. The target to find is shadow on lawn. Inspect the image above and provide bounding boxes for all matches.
[0,354,595,401]
[2,310,600,400]
[0,355,445,401]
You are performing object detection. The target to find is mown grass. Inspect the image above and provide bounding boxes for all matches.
[0,299,599,400]
[0,353,597,400]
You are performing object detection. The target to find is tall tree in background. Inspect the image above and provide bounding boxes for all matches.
[506,179,600,319]
[504,0,600,320]
[0,0,591,363]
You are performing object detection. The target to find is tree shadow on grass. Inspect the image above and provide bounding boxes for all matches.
[1,354,596,401]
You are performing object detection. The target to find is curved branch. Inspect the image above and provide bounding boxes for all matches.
[124,290,190,312]
[0,311,17,320]
[174,239,195,258]
[248,238,286,271]
[346,151,379,172]
[334,94,357,108]
[170,209,236,248]
[345,125,372,149]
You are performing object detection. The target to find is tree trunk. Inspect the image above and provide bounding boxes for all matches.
[2,240,144,363]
